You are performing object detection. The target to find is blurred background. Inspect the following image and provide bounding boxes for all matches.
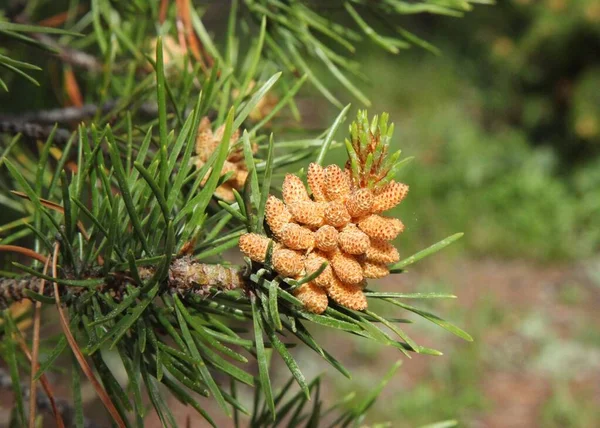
[307,1,600,426]
[1,0,600,426]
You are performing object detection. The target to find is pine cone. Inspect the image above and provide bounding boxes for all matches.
[240,162,407,313]
[239,111,409,313]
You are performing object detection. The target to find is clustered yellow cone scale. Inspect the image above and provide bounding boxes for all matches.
[239,111,408,313]
[194,117,257,202]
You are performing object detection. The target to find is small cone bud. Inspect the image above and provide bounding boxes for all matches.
[358,214,404,241]
[338,226,370,255]
[294,282,328,314]
[194,157,206,170]
[365,239,400,264]
[214,185,235,202]
[233,169,249,189]
[196,117,216,160]
[327,275,367,311]
[214,124,240,145]
[239,233,270,262]
[228,147,244,163]
[196,117,255,200]
[307,163,327,202]
[265,196,292,237]
[282,174,310,205]
[345,188,374,218]
[330,251,363,284]
[324,164,351,201]
[280,223,315,250]
[198,116,212,133]
[231,128,240,144]
[362,261,389,279]
[324,201,351,228]
[288,201,326,228]
[272,248,304,277]
[221,160,238,177]
[196,131,215,161]
[304,251,334,287]
[214,124,225,143]
[315,225,339,252]
[372,181,409,213]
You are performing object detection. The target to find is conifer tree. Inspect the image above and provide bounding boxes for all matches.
[0,1,485,426]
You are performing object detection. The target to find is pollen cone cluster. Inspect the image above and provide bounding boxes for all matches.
[149,36,189,74]
[232,80,279,123]
[194,117,257,202]
[240,158,408,314]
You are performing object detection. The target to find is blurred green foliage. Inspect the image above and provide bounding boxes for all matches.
[321,51,600,260]
[342,0,600,260]
[309,3,600,425]
[434,0,600,161]
[318,4,600,418]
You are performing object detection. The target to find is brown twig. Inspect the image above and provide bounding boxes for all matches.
[37,5,87,28]
[15,334,66,428]
[29,253,52,427]
[11,191,91,241]
[189,0,214,69]
[175,0,189,53]
[50,242,127,428]
[64,67,84,108]
[0,245,48,265]
[159,0,170,24]
[33,33,103,72]
[176,0,207,72]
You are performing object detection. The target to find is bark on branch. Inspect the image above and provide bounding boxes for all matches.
[0,257,244,309]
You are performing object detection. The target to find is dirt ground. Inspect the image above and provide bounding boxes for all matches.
[352,257,600,428]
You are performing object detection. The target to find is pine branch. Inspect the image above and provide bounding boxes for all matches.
[0,101,470,426]
[0,101,158,125]
[0,121,73,144]
[28,33,102,72]
[0,257,244,309]
[0,1,485,423]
